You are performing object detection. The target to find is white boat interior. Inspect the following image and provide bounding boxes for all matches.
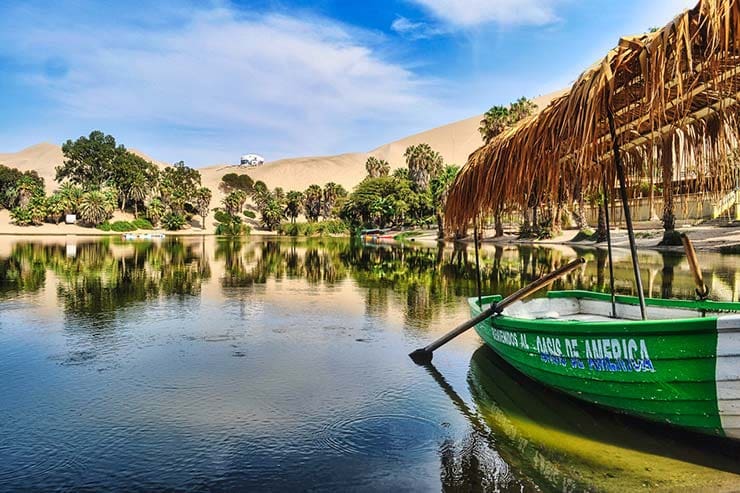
[496,297,740,324]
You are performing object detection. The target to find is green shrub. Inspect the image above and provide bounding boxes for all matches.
[278,220,348,236]
[96,221,112,231]
[162,212,186,231]
[243,209,256,219]
[132,218,153,230]
[215,210,249,236]
[110,221,135,232]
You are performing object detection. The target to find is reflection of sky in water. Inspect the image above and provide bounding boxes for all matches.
[0,237,739,491]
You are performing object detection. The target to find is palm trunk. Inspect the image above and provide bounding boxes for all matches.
[597,202,607,242]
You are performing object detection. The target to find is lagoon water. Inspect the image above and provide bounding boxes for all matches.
[1,236,739,491]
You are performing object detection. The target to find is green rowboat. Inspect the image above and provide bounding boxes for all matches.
[470,290,740,440]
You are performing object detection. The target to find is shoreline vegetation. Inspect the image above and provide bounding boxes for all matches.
[2,93,740,253]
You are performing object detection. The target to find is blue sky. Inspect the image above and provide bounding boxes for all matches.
[0,0,696,166]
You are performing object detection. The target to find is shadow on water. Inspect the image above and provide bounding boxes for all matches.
[433,346,740,492]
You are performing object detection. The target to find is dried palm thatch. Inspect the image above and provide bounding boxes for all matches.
[446,0,740,232]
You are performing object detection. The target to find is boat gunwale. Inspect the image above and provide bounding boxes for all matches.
[468,290,740,335]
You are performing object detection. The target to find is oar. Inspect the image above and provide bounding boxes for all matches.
[680,233,709,300]
[409,257,586,365]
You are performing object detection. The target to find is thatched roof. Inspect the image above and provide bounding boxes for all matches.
[446,0,740,231]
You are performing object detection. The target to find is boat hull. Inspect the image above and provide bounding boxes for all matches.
[470,290,740,439]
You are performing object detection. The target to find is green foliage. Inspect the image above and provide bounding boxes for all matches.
[45,193,66,224]
[96,221,112,231]
[479,97,537,144]
[57,130,126,188]
[260,197,284,231]
[10,207,34,226]
[59,183,83,214]
[404,143,444,191]
[193,187,212,228]
[110,221,136,232]
[322,182,347,219]
[365,157,391,178]
[243,209,256,219]
[221,173,254,194]
[160,161,202,215]
[278,220,348,236]
[222,190,247,215]
[284,190,303,223]
[162,212,186,231]
[132,218,154,230]
[214,209,249,236]
[0,166,44,209]
[304,184,323,222]
[146,198,165,227]
[79,190,114,226]
[341,176,432,229]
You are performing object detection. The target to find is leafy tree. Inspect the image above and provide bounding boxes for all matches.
[57,131,126,188]
[365,157,391,178]
[251,180,270,209]
[341,176,424,229]
[404,144,444,191]
[284,191,303,223]
[220,173,254,194]
[112,152,158,212]
[304,185,322,222]
[322,182,347,219]
[0,166,43,209]
[146,198,165,227]
[79,190,113,226]
[160,161,201,215]
[214,210,247,236]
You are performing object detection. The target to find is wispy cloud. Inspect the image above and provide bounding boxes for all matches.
[406,0,563,28]
[0,2,452,164]
[391,16,447,39]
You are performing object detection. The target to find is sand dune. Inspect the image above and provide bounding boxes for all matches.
[0,89,564,233]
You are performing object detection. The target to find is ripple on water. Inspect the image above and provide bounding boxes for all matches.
[314,413,444,458]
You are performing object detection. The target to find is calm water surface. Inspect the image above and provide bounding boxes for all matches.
[1,236,739,492]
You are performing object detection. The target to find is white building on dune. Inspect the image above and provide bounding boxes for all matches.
[240,154,265,167]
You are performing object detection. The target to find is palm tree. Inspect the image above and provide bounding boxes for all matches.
[79,191,112,226]
[285,191,304,223]
[59,183,83,215]
[478,106,510,144]
[14,175,42,208]
[404,144,444,191]
[146,198,165,227]
[322,182,347,219]
[260,197,284,231]
[252,181,270,209]
[431,165,460,239]
[46,194,66,224]
[128,178,148,218]
[304,185,322,222]
[365,157,390,178]
[223,190,247,215]
[194,187,212,230]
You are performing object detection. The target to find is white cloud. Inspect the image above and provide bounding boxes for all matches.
[0,3,450,164]
[391,16,447,39]
[407,0,562,27]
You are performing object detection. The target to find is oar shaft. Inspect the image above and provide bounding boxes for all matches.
[681,233,708,298]
[418,257,585,354]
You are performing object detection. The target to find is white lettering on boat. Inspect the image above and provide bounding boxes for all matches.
[488,327,656,373]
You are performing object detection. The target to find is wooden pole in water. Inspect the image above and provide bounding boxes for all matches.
[473,220,483,306]
[606,96,647,320]
[409,257,585,364]
[602,173,617,318]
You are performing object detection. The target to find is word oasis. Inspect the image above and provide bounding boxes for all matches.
[490,328,655,373]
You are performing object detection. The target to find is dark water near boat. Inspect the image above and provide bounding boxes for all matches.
[1,236,739,492]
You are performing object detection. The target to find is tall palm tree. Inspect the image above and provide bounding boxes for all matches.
[223,190,247,215]
[79,191,112,226]
[404,143,444,191]
[128,178,149,218]
[285,191,304,223]
[194,187,212,230]
[431,165,460,239]
[321,182,347,219]
[304,185,322,222]
[146,198,165,227]
[365,157,390,178]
